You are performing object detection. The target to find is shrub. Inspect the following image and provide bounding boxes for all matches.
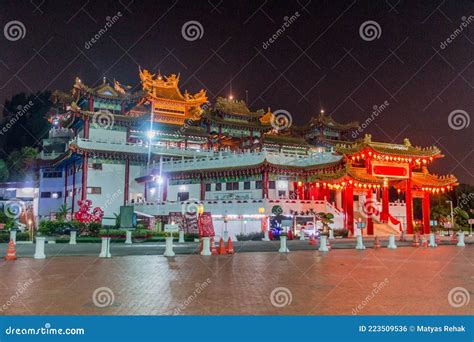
[333,229,349,238]
[38,221,64,236]
[236,232,264,241]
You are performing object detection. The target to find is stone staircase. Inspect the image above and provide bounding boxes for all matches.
[373,222,399,236]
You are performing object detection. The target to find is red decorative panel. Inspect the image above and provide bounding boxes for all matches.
[371,163,409,179]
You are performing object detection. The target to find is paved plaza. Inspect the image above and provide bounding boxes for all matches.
[0,245,472,315]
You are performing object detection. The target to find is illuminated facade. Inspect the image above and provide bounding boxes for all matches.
[37,69,458,238]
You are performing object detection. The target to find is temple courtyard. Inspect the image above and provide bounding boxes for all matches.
[0,244,472,315]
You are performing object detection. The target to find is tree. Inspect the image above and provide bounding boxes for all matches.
[6,147,39,181]
[56,203,70,222]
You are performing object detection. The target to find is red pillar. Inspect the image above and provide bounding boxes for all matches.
[81,153,88,201]
[63,165,68,204]
[71,162,76,214]
[200,176,205,201]
[422,191,430,234]
[366,189,374,235]
[345,186,354,234]
[83,119,90,139]
[405,178,413,234]
[124,159,129,205]
[262,169,269,199]
[381,185,389,222]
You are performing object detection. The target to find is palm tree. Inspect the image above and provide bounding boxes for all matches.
[56,203,70,222]
[318,212,334,236]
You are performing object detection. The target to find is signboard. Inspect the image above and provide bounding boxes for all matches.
[281,220,292,228]
[468,219,474,225]
[430,220,438,226]
[371,162,409,179]
[164,224,179,233]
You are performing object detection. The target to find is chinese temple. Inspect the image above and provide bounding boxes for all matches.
[36,68,458,239]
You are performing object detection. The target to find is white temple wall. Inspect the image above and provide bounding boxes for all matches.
[88,127,127,143]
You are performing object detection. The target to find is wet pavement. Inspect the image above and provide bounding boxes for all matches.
[0,245,472,315]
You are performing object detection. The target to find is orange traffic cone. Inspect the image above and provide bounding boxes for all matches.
[210,237,218,255]
[226,237,234,254]
[218,238,226,254]
[5,240,16,261]
[373,236,381,249]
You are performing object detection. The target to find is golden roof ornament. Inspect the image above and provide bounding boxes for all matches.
[363,134,372,143]
[259,107,272,124]
[403,138,412,147]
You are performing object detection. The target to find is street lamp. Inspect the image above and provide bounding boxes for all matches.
[446,200,454,234]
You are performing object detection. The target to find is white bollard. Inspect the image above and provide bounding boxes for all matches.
[387,234,397,249]
[10,230,17,245]
[34,237,46,259]
[329,229,335,240]
[125,230,132,244]
[178,230,185,243]
[457,231,465,247]
[164,236,175,257]
[263,230,270,241]
[299,231,305,240]
[99,237,112,258]
[223,230,229,242]
[69,231,77,245]
[355,235,366,250]
[279,235,289,253]
[201,237,212,256]
[319,235,329,252]
[428,233,437,248]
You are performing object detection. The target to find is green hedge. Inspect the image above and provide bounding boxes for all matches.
[0,232,30,243]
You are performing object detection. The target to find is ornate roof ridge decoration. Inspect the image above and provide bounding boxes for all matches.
[308,111,359,131]
[72,76,141,100]
[139,67,207,104]
[335,134,442,157]
[214,97,264,116]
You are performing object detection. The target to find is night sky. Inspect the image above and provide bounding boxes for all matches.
[0,0,472,183]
